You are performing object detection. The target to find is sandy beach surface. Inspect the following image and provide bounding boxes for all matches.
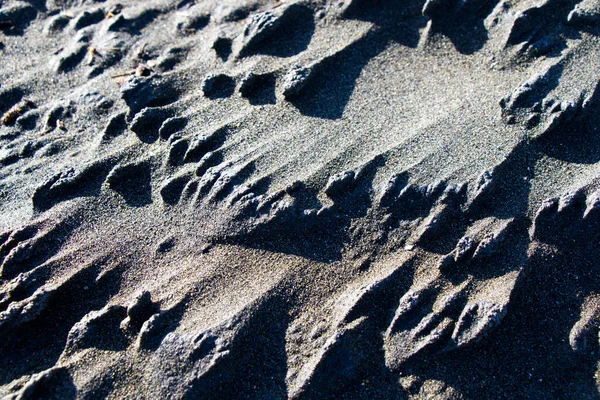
[2,0,600,398]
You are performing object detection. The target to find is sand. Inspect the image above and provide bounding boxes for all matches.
[1,0,600,398]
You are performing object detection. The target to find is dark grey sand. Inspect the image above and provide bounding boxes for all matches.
[2,0,600,398]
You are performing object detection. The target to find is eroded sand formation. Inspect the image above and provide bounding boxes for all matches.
[2,0,600,398]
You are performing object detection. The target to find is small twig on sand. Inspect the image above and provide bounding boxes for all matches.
[111,64,152,80]
[111,70,136,78]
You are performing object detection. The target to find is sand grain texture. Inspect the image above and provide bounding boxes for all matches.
[1,0,600,398]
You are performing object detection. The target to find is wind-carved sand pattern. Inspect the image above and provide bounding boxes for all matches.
[2,0,600,398]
